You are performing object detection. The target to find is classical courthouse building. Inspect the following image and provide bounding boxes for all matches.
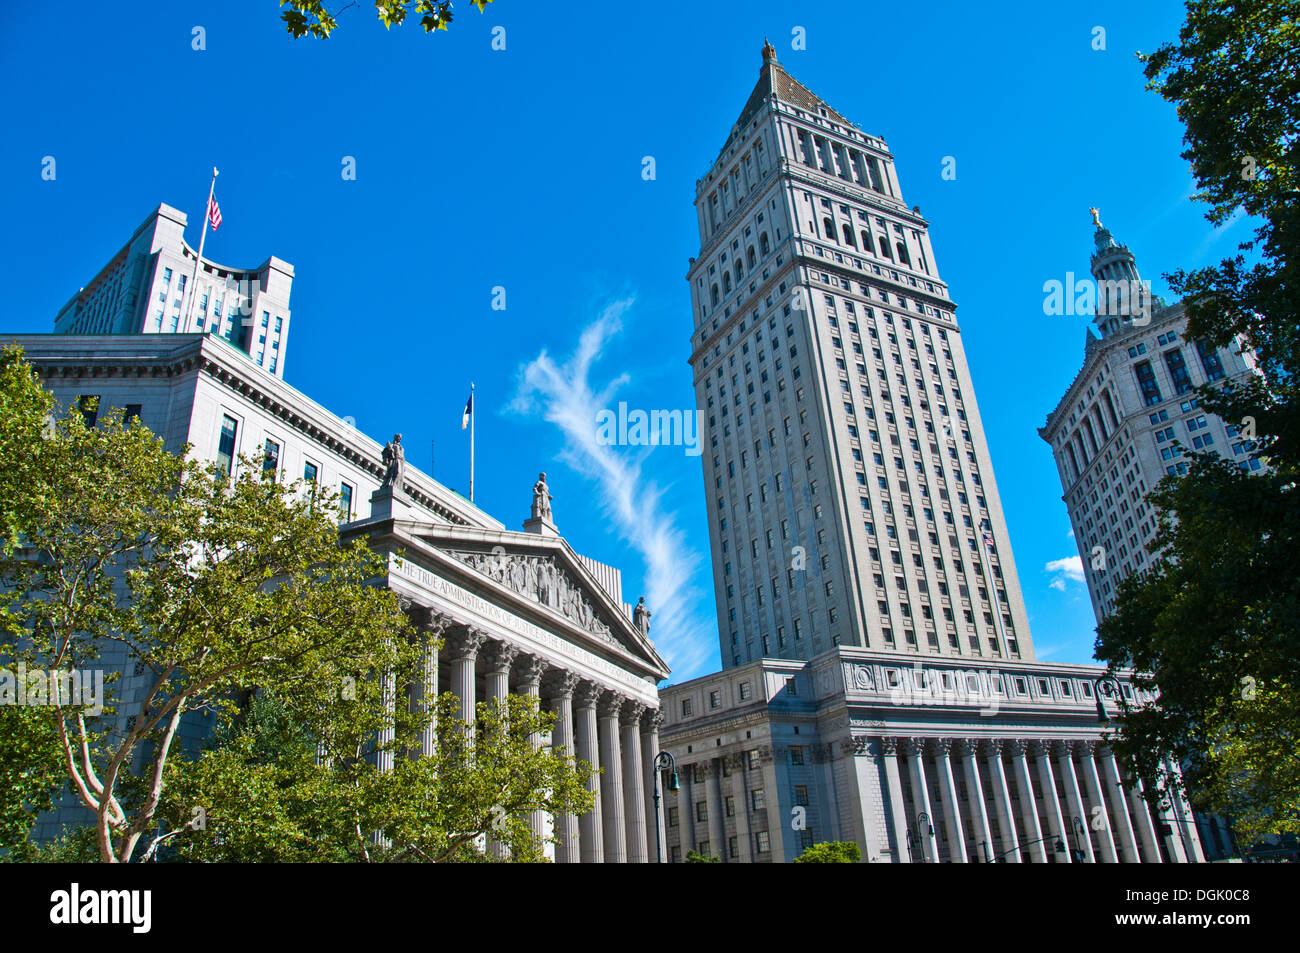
[11,213,670,862]
[655,43,1206,863]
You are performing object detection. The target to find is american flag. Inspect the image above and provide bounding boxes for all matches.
[982,530,995,551]
[207,195,222,230]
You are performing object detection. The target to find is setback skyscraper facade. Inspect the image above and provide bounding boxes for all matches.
[688,41,1030,669]
[656,44,1208,864]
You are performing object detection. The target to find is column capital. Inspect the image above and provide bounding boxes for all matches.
[953,739,978,757]
[516,654,547,691]
[929,737,956,756]
[1053,740,1078,758]
[598,690,626,719]
[880,736,902,756]
[482,639,520,676]
[574,679,604,710]
[620,699,646,726]
[640,707,664,733]
[842,735,870,757]
[1079,739,1100,756]
[1028,739,1052,758]
[543,668,579,701]
[980,738,1004,757]
[901,738,925,757]
[445,625,487,661]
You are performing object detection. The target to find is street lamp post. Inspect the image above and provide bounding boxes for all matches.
[1070,814,1091,862]
[651,751,678,864]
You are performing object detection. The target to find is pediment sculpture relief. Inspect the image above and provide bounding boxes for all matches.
[449,550,619,648]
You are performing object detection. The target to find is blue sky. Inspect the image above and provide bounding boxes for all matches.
[0,1,1240,680]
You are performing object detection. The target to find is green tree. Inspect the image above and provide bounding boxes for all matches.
[279,0,492,39]
[1,365,418,862]
[793,840,861,863]
[684,848,720,863]
[1096,0,1300,837]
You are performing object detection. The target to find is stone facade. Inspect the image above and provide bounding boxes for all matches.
[52,204,293,378]
[658,45,1208,864]
[1039,221,1262,621]
[687,41,1031,668]
[9,332,671,860]
[658,651,1205,864]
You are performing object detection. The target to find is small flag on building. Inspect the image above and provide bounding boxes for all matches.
[982,530,995,551]
[208,195,222,230]
[462,392,473,430]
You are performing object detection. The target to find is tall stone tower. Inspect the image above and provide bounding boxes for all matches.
[1040,215,1260,622]
[687,43,1033,668]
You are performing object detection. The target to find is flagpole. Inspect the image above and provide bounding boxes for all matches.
[475,379,480,501]
[184,167,218,331]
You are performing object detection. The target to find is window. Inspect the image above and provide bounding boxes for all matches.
[739,681,752,700]
[77,394,101,428]
[729,836,739,859]
[755,830,771,854]
[1163,348,1193,394]
[695,801,708,823]
[216,414,239,478]
[303,461,319,482]
[794,784,809,805]
[752,788,766,810]
[709,689,721,709]
[681,698,693,717]
[262,438,281,478]
[338,482,354,520]
[1196,339,1225,381]
[667,806,679,827]
[1134,360,1162,406]
[124,404,142,424]
[790,746,804,766]
[747,749,761,770]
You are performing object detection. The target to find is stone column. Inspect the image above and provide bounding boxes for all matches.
[932,739,968,863]
[597,691,627,863]
[982,740,1021,863]
[1150,773,1189,863]
[573,680,604,863]
[446,626,486,733]
[757,747,787,863]
[1128,779,1164,863]
[1032,741,1070,863]
[1011,741,1046,862]
[482,641,519,860]
[880,738,912,863]
[1099,747,1140,863]
[640,708,665,862]
[904,739,939,863]
[704,759,727,861]
[516,655,549,853]
[1166,760,1206,863]
[957,740,994,862]
[414,619,443,759]
[545,670,579,864]
[1079,742,1119,863]
[377,667,396,773]
[1055,742,1093,862]
[620,700,649,863]
[482,640,518,709]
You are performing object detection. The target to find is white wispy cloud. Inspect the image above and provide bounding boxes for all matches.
[1044,554,1085,592]
[510,299,715,681]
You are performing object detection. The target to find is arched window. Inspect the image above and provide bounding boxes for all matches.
[896,242,911,266]
[710,284,719,307]
[747,246,757,269]
[878,236,893,259]
[735,262,743,283]
[759,232,770,256]
[823,217,836,241]
[723,272,732,294]
[842,224,856,247]
[860,230,872,252]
